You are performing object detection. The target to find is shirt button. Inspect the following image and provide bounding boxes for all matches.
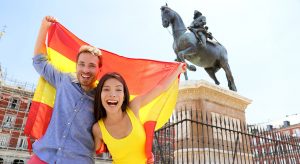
[81,98,83,101]
[74,109,77,112]
[63,135,66,138]
[58,147,61,150]
[67,122,70,125]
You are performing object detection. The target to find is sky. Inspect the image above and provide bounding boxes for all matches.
[1,0,300,125]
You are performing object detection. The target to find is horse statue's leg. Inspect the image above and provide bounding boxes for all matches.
[177,47,197,72]
[183,71,188,80]
[204,67,220,85]
[220,60,237,91]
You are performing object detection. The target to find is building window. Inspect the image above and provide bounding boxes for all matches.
[252,138,257,145]
[261,148,265,155]
[2,115,16,128]
[13,159,24,164]
[166,129,169,136]
[293,129,300,137]
[269,146,273,155]
[283,130,290,136]
[290,158,296,163]
[7,97,20,110]
[16,137,28,149]
[0,134,10,147]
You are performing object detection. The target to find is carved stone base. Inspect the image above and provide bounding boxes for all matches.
[174,80,252,163]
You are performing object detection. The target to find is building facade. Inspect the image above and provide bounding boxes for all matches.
[251,121,300,163]
[0,77,34,163]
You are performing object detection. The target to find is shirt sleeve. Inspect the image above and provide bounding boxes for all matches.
[32,54,64,88]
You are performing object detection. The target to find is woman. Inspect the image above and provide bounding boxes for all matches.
[92,63,185,164]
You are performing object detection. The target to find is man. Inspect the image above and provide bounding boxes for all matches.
[188,10,209,48]
[28,16,102,164]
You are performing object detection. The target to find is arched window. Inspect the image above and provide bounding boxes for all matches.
[13,159,24,164]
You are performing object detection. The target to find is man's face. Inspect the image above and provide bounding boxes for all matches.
[76,52,100,91]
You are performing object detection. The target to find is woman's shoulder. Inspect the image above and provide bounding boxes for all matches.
[92,122,102,139]
[126,107,140,121]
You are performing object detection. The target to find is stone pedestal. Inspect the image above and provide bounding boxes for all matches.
[174,80,252,163]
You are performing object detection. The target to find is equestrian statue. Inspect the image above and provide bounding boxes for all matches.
[160,5,237,91]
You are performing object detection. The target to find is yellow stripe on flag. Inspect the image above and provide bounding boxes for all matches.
[32,48,76,107]
[47,48,76,72]
[139,79,179,130]
[32,78,56,107]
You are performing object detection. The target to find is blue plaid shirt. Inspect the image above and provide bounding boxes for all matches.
[32,55,96,164]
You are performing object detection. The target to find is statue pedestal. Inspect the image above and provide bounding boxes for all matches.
[174,80,252,163]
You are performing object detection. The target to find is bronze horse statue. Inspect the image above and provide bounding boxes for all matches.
[161,5,237,91]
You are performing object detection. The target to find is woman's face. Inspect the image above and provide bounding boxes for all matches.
[101,78,125,113]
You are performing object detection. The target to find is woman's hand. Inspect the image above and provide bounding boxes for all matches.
[180,62,187,73]
[146,154,154,164]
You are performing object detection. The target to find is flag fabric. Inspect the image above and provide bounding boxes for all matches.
[24,22,181,159]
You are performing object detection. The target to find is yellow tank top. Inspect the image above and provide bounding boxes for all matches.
[98,108,147,164]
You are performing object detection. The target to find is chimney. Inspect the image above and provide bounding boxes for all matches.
[283,121,290,127]
[266,125,273,131]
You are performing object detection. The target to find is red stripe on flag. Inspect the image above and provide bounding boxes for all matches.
[144,121,157,161]
[48,23,86,62]
[24,101,53,139]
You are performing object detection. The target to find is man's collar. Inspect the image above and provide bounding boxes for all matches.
[70,73,97,97]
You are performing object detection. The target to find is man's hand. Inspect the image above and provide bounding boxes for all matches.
[34,16,58,56]
[41,16,58,28]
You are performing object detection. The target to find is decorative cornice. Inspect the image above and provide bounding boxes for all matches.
[178,80,252,111]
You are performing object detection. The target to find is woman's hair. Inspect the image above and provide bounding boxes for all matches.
[94,72,130,121]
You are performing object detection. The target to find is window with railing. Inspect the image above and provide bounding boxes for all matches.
[7,97,20,110]
[293,128,300,137]
[2,114,16,128]
[283,130,290,136]
[16,137,28,150]
[12,159,24,164]
[0,134,10,147]
[290,157,296,163]
[252,138,257,145]
[269,146,273,155]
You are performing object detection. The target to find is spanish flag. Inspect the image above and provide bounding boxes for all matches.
[24,22,181,159]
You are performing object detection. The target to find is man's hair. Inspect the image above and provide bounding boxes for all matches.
[76,45,102,67]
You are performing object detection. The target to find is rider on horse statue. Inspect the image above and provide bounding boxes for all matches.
[188,10,213,48]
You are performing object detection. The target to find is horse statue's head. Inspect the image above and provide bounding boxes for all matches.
[160,5,177,28]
